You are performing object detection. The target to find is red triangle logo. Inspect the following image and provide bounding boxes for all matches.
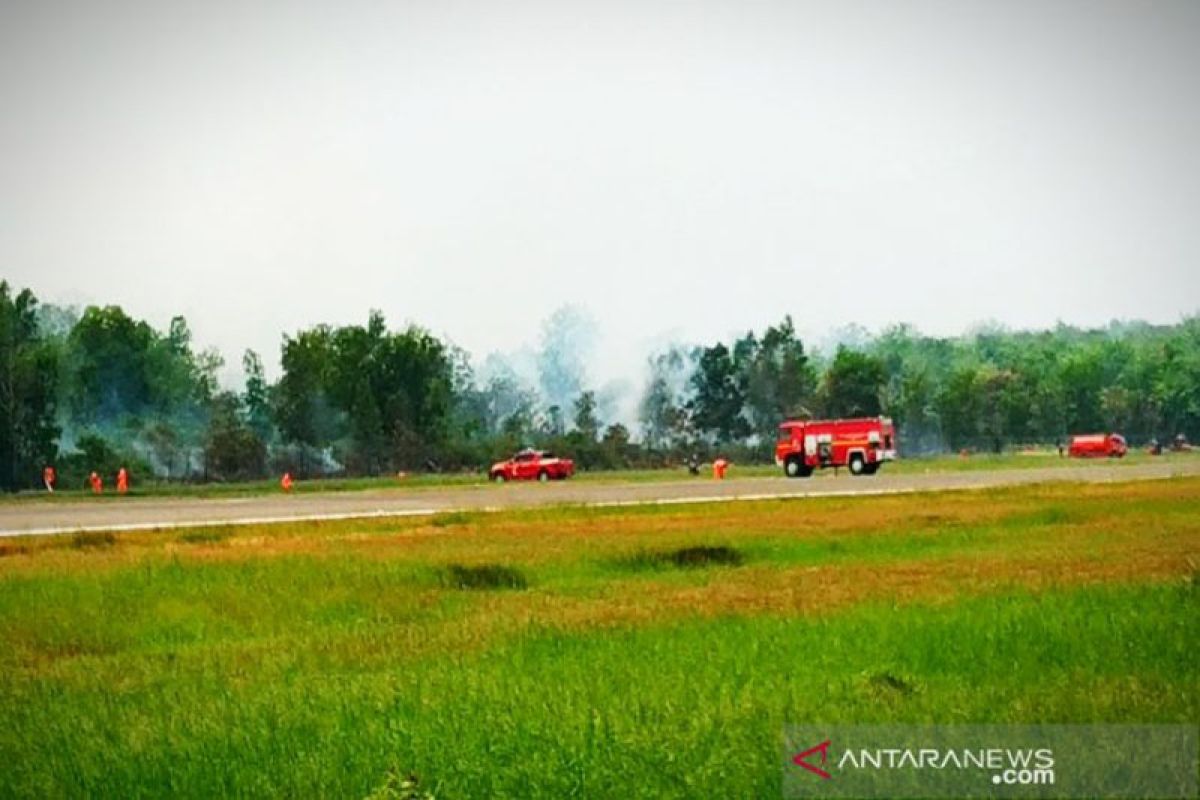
[793,739,833,780]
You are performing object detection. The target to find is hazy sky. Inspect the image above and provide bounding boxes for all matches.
[2,0,1198,391]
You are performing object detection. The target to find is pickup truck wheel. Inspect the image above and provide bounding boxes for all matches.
[849,454,866,476]
[537,470,549,482]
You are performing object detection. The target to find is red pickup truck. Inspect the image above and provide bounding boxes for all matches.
[489,449,575,482]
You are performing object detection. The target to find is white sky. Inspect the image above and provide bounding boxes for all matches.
[2,0,1198,398]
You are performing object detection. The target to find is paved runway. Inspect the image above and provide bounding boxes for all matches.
[2,461,1197,537]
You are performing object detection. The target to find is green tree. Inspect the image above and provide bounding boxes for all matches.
[893,363,940,451]
[242,349,274,441]
[572,390,600,442]
[275,313,453,472]
[821,346,885,418]
[64,305,156,425]
[740,316,816,436]
[444,345,490,454]
[276,326,335,450]
[0,283,60,490]
[600,423,633,467]
[537,306,593,411]
[638,348,692,451]
[143,420,185,479]
[976,366,1018,453]
[1058,349,1105,433]
[477,357,537,438]
[689,343,749,443]
[60,307,215,478]
[146,316,206,414]
[1155,320,1200,440]
[204,392,267,481]
[540,405,565,438]
[639,375,676,449]
[936,366,981,450]
[347,377,386,474]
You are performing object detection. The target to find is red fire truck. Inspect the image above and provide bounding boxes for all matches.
[1067,433,1127,458]
[775,417,897,477]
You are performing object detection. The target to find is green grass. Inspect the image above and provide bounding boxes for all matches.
[0,478,1196,797]
[1,586,1193,798]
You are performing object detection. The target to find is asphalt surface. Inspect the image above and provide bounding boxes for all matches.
[2,461,1197,538]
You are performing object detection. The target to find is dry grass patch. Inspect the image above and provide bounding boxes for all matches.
[474,523,1197,634]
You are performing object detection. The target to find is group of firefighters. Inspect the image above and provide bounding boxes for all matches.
[41,465,131,494]
[39,466,298,494]
[40,467,297,494]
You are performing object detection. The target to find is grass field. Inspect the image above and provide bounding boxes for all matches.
[6,448,1195,503]
[1,477,1197,797]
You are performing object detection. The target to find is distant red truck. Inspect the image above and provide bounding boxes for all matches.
[489,449,575,482]
[1068,433,1127,458]
[775,416,897,477]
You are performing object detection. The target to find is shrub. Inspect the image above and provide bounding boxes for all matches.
[178,529,229,544]
[620,544,745,571]
[442,563,528,590]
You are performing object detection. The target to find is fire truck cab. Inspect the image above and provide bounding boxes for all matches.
[775,417,897,477]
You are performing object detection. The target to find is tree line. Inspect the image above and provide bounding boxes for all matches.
[1,280,1197,490]
[644,317,1200,456]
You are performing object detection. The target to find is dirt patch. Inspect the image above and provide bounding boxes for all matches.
[0,541,29,558]
[430,512,475,528]
[72,531,117,550]
[178,529,230,545]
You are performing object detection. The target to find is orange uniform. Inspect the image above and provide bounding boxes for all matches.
[117,467,129,494]
[89,472,103,494]
[43,466,56,492]
[281,472,294,492]
[712,458,729,479]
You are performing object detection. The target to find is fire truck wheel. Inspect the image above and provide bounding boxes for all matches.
[848,454,866,475]
[784,457,809,478]
[538,470,550,482]
[862,463,879,475]
[492,473,506,484]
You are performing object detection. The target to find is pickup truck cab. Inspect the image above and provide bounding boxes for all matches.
[489,449,575,482]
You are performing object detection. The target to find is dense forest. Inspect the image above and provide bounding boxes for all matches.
[1,280,1197,490]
